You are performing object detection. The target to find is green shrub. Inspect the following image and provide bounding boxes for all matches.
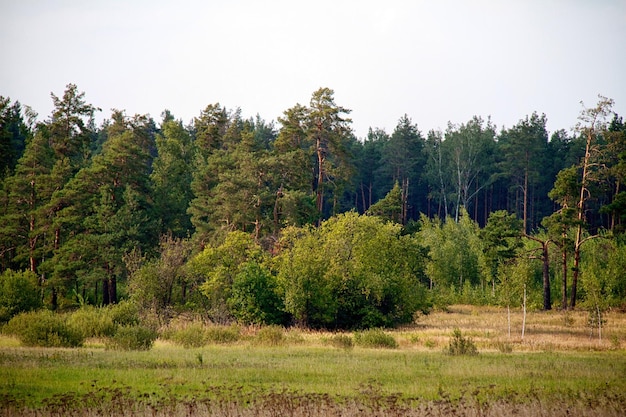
[354,329,398,349]
[228,262,287,325]
[205,324,241,344]
[67,306,116,338]
[255,325,285,346]
[0,270,42,323]
[107,325,157,351]
[447,328,478,356]
[424,338,436,348]
[171,323,207,348]
[327,334,354,350]
[108,300,140,326]
[4,310,84,347]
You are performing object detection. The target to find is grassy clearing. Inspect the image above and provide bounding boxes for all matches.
[398,304,626,351]
[2,344,625,416]
[1,306,625,416]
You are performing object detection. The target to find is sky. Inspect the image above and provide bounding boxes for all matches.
[1,0,625,139]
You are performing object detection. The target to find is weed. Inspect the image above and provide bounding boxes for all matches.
[108,300,140,326]
[424,338,436,348]
[494,341,513,353]
[171,323,207,348]
[3,310,84,347]
[67,306,116,338]
[255,325,285,346]
[205,324,240,344]
[354,329,398,349]
[610,334,621,349]
[562,310,575,327]
[447,328,478,356]
[327,334,354,350]
[106,325,157,351]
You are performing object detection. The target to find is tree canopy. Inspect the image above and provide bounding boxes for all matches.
[1,86,625,328]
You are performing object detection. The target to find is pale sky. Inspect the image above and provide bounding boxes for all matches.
[1,0,625,139]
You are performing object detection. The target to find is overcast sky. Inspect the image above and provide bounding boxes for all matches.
[1,0,625,139]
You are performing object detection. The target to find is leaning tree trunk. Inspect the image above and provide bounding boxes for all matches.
[521,284,527,340]
[541,240,551,310]
[315,129,325,220]
[525,234,551,311]
[401,177,409,225]
[570,128,593,309]
[561,243,568,310]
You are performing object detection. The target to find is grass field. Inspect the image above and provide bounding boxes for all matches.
[1,305,625,416]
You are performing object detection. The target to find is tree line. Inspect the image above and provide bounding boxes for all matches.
[1,85,625,329]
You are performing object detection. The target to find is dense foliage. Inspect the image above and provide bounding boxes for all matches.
[1,85,625,329]
[0,269,42,322]
[276,213,429,328]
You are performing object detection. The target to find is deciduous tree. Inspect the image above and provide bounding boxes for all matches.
[277,212,429,329]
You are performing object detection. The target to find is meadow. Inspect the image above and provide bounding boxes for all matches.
[1,305,625,416]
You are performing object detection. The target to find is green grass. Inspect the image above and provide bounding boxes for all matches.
[2,305,626,415]
[1,342,625,409]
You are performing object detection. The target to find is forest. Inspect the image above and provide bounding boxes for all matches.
[1,84,625,330]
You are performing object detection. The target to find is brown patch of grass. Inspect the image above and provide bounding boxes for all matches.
[399,305,626,352]
[154,305,626,353]
[2,384,624,416]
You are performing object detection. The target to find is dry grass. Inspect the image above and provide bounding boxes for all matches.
[2,305,624,353]
[395,305,626,352]
[2,306,625,416]
[65,305,626,352]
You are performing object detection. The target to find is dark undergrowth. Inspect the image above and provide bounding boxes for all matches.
[1,382,624,417]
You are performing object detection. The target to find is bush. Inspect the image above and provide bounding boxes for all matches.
[255,325,285,346]
[4,310,84,347]
[67,306,116,338]
[171,323,207,348]
[205,324,240,344]
[108,300,140,326]
[228,262,287,325]
[447,328,478,356]
[0,270,42,323]
[107,325,157,351]
[327,334,354,350]
[354,329,398,349]
[277,213,429,329]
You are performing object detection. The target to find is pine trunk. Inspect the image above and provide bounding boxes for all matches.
[542,241,551,310]
[561,243,568,310]
[571,130,592,308]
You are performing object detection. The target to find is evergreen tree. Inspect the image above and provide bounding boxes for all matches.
[151,116,194,237]
[600,114,626,234]
[47,83,99,171]
[44,111,156,306]
[307,88,354,220]
[480,210,523,295]
[0,129,55,272]
[569,96,614,308]
[379,115,426,223]
[498,113,549,233]
[353,128,388,213]
[0,97,30,178]
[366,182,403,223]
[193,103,229,155]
